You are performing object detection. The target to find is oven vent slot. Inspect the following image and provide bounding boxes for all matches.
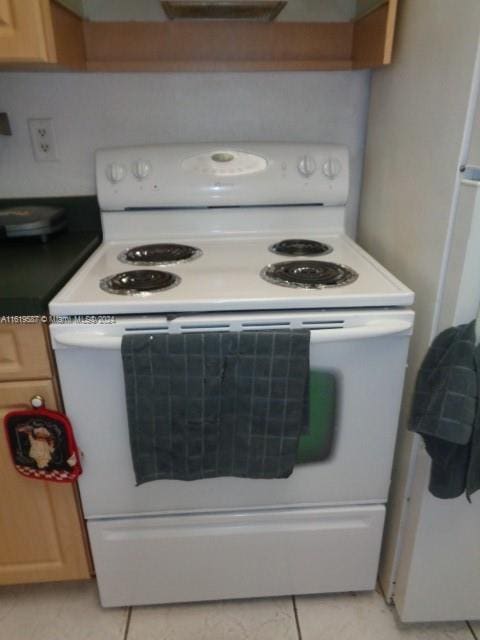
[301,320,344,325]
[302,320,345,327]
[180,324,231,332]
[126,326,169,332]
[241,322,290,328]
[241,321,295,331]
[301,320,344,327]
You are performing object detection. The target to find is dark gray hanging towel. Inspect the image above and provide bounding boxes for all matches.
[409,320,480,500]
[466,346,480,500]
[121,331,310,484]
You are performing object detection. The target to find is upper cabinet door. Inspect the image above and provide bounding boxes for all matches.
[352,0,398,68]
[0,0,56,63]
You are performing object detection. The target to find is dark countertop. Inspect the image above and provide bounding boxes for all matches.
[0,197,101,316]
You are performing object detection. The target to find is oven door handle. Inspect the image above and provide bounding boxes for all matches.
[310,319,413,343]
[53,319,412,349]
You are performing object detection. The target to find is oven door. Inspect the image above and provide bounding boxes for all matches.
[51,309,413,518]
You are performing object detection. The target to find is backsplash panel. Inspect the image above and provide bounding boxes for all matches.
[0,71,370,235]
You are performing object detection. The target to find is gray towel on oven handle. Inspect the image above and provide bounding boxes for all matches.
[121,330,310,484]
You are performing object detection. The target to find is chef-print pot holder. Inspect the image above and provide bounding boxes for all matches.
[4,407,82,482]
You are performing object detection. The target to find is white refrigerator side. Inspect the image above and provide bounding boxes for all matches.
[394,89,480,623]
[357,0,480,622]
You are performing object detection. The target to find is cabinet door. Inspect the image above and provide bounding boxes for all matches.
[0,324,52,382]
[0,0,56,63]
[0,379,90,585]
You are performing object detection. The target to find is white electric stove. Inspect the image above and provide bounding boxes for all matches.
[50,143,414,607]
[50,143,412,316]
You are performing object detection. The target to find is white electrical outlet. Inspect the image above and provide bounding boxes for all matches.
[28,118,58,162]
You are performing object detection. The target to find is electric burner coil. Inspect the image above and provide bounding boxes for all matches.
[118,243,202,266]
[261,260,358,289]
[269,239,332,257]
[100,269,180,295]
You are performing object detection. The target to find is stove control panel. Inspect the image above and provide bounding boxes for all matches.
[182,150,267,177]
[96,143,349,211]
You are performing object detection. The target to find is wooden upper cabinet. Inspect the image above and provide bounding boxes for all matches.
[0,0,85,68]
[83,0,398,72]
[0,0,54,62]
[352,0,398,68]
[0,0,397,71]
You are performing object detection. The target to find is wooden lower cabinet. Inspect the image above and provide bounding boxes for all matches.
[0,378,91,585]
[0,324,52,382]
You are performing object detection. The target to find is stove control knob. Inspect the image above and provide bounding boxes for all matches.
[106,163,126,184]
[132,160,151,181]
[322,157,342,180]
[297,155,317,178]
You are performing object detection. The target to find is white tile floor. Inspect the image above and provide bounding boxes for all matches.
[0,581,477,640]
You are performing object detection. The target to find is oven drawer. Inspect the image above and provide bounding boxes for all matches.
[88,505,385,607]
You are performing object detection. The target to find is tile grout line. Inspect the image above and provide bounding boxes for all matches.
[123,607,132,640]
[467,621,478,640]
[292,596,303,640]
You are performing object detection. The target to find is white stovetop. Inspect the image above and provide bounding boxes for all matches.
[49,232,414,316]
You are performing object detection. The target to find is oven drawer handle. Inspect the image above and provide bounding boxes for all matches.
[53,319,412,349]
[310,319,413,343]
